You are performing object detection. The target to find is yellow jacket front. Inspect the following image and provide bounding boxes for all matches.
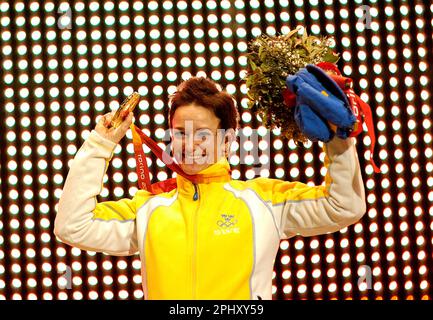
[54,130,366,300]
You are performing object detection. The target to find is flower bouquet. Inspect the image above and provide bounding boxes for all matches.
[244,27,339,143]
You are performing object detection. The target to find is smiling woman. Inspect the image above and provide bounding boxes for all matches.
[54,75,366,300]
[171,104,225,174]
[168,77,239,174]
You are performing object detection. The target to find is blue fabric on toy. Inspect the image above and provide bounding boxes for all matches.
[286,64,356,142]
[294,103,334,142]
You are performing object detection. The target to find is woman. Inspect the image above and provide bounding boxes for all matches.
[54,77,366,300]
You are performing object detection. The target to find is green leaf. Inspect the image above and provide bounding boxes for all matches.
[249,59,257,71]
[258,45,267,61]
[286,28,300,39]
[324,49,340,63]
[246,90,255,100]
[302,29,307,40]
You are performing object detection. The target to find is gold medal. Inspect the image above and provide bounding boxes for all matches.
[110,92,140,128]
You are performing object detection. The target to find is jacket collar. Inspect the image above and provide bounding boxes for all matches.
[176,158,232,193]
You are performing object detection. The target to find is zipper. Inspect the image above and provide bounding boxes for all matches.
[193,183,199,201]
[191,183,200,299]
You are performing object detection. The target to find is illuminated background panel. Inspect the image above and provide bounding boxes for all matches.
[0,0,432,300]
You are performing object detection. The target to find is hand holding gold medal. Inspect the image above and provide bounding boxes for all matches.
[95,92,141,144]
[109,91,141,129]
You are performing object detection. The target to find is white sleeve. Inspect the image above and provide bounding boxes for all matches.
[54,130,139,256]
[273,137,366,239]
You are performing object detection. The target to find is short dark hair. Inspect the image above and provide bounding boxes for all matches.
[168,77,239,130]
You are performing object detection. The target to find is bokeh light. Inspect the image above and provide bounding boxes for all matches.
[0,0,432,300]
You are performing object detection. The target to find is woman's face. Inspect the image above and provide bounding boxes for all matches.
[171,104,228,175]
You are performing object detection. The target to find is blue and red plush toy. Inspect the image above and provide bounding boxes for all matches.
[286,64,356,142]
[284,62,381,173]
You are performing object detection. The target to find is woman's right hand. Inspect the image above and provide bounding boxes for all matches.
[95,110,134,144]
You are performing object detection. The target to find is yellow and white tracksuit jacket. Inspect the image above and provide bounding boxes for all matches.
[54,130,366,300]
